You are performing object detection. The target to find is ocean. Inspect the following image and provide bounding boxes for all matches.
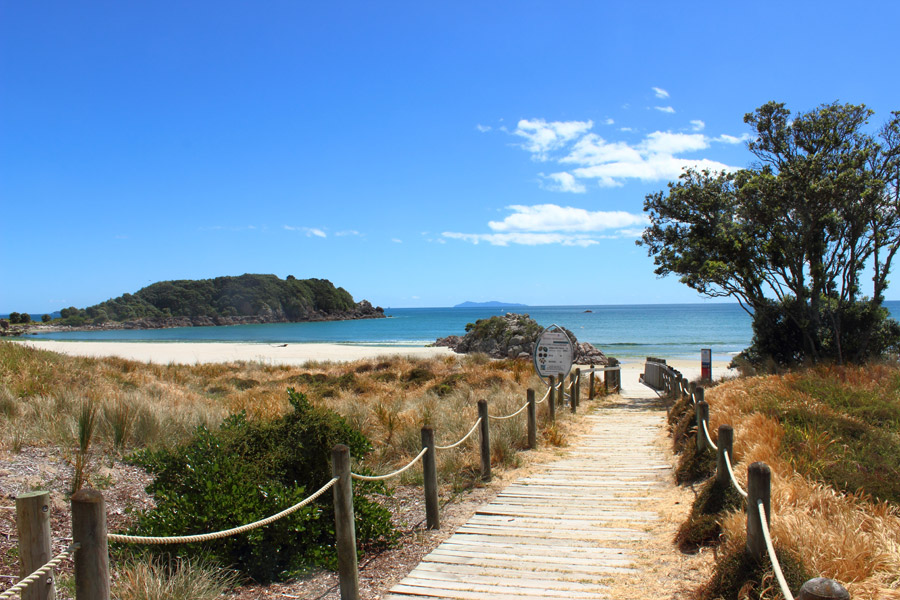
[22,301,900,362]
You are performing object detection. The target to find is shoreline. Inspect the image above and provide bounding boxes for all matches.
[12,339,736,381]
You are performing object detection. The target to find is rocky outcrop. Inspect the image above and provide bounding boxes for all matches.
[434,313,610,365]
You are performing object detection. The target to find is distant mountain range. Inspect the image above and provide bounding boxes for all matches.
[454,301,528,308]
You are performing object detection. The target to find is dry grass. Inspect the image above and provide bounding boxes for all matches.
[0,342,592,486]
[705,369,900,598]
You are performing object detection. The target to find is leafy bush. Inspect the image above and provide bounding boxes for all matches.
[128,389,396,582]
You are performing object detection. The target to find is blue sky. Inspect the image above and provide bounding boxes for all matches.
[3,1,900,312]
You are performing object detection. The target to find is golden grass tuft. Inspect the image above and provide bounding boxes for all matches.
[704,369,900,597]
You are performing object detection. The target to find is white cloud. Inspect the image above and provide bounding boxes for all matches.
[284,226,327,238]
[442,204,647,247]
[335,230,360,237]
[540,172,586,193]
[391,238,403,243]
[442,232,599,247]
[690,119,705,132]
[488,204,646,233]
[641,131,709,154]
[654,106,676,114]
[476,124,492,133]
[514,118,594,161]
[604,118,615,125]
[714,133,753,144]
[652,87,670,99]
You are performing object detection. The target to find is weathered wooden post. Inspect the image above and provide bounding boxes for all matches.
[572,368,580,413]
[332,444,359,600]
[589,368,595,400]
[71,489,110,600]
[746,462,771,561]
[478,400,491,482]
[16,491,55,600]
[548,375,556,422]
[696,400,709,452]
[526,389,537,450]
[717,425,734,487]
[798,577,850,600]
[420,428,439,530]
[615,366,621,392]
[604,367,610,394]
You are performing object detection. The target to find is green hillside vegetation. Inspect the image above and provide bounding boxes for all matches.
[56,274,363,326]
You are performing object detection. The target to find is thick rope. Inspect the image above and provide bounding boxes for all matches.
[108,478,338,545]
[489,401,529,421]
[351,447,427,481]
[435,417,482,450]
[724,449,749,499]
[535,387,551,404]
[758,500,795,600]
[702,420,719,451]
[0,544,77,600]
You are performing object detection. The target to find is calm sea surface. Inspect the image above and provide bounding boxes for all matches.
[24,302,900,362]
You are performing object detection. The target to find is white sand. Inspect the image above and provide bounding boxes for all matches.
[14,340,735,384]
[15,340,456,366]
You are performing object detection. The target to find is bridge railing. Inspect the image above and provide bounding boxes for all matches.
[641,359,851,600]
[5,370,618,600]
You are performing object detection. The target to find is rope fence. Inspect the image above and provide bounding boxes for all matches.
[108,477,339,545]
[0,544,77,600]
[642,357,850,600]
[351,449,427,482]
[4,364,621,600]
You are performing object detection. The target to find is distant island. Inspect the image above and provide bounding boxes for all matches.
[454,301,528,308]
[7,274,384,332]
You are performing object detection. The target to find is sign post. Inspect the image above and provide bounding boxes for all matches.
[533,325,574,383]
[701,348,712,381]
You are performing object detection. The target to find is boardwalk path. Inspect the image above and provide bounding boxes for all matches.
[384,374,670,600]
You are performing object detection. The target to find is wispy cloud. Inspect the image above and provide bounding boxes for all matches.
[443,204,647,247]
[284,225,327,238]
[514,118,593,161]
[652,86,669,99]
[335,230,360,237]
[391,238,403,243]
[654,106,676,114]
[508,118,745,189]
[540,172,586,193]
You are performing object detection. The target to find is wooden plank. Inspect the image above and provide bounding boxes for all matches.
[438,539,631,557]
[389,584,595,600]
[412,559,623,582]
[401,570,606,592]
[426,547,632,567]
[420,553,636,575]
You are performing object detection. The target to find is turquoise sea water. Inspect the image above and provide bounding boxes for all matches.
[24,301,900,362]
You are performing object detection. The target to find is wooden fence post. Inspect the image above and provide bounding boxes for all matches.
[746,462,771,561]
[604,367,609,394]
[16,491,55,600]
[548,375,556,422]
[572,369,580,413]
[559,373,566,408]
[526,389,536,450]
[589,369,595,400]
[332,444,359,600]
[798,577,850,600]
[717,425,734,488]
[420,428,439,530]
[696,400,709,452]
[478,400,491,482]
[71,489,110,600]
[616,366,621,392]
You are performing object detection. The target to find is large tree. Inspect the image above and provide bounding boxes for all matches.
[640,102,900,365]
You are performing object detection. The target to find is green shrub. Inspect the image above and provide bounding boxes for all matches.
[128,389,396,582]
[674,477,744,552]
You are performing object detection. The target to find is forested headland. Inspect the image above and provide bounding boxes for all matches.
[50,274,384,329]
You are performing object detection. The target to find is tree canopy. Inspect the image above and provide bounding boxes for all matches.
[640,101,900,365]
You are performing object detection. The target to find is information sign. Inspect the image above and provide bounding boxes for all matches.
[701,348,712,380]
[533,326,574,381]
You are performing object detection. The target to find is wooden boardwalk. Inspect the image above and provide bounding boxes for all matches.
[384,374,667,600]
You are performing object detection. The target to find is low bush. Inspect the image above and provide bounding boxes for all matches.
[674,477,744,552]
[128,389,396,582]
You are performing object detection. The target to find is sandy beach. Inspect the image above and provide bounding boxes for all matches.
[14,339,735,386]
